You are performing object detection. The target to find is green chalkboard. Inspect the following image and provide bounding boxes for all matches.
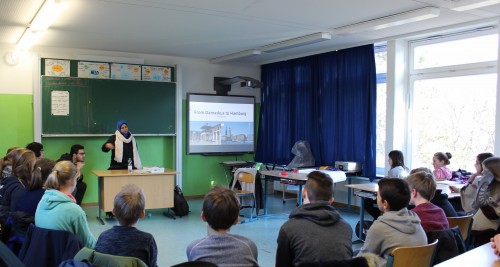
[42,76,176,135]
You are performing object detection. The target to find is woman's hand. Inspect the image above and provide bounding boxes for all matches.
[468,172,479,184]
[449,186,460,193]
[105,143,115,150]
[491,234,500,255]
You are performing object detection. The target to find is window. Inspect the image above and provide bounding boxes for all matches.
[375,44,387,175]
[409,31,497,171]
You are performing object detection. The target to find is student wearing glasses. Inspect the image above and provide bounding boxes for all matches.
[58,144,87,206]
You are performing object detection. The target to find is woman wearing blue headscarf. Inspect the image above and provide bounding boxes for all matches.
[101,120,142,170]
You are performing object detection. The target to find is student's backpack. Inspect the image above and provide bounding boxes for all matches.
[173,185,189,217]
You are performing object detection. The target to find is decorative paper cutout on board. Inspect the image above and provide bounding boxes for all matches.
[45,59,70,77]
[142,65,172,82]
[111,63,141,80]
[77,61,110,79]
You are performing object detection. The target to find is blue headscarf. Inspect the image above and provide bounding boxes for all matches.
[116,120,130,138]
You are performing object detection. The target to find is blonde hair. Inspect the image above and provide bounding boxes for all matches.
[406,171,437,200]
[114,184,145,226]
[45,161,77,190]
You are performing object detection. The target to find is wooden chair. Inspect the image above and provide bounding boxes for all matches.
[231,168,258,223]
[386,239,438,267]
[447,214,473,242]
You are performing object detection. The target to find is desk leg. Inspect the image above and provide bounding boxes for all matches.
[298,184,303,206]
[347,176,352,211]
[263,174,268,215]
[96,176,105,225]
[359,196,365,241]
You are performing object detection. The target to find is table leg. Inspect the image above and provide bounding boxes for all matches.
[263,173,268,215]
[298,184,303,206]
[359,196,365,241]
[96,176,105,225]
[347,176,352,211]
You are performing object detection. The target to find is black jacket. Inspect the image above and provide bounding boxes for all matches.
[426,226,466,265]
[0,176,25,211]
[101,134,135,170]
[276,201,353,267]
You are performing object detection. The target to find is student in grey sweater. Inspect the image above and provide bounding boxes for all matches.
[357,178,427,266]
[186,185,258,267]
[276,171,353,267]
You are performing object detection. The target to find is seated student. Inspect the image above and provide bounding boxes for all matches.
[58,144,87,206]
[95,184,157,267]
[26,142,44,159]
[276,171,352,267]
[432,152,453,180]
[410,167,458,217]
[0,147,19,181]
[0,148,36,211]
[407,171,449,232]
[35,161,96,248]
[15,158,56,216]
[186,185,258,267]
[357,178,427,266]
[365,150,410,221]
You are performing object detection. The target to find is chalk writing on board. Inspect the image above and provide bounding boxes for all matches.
[51,90,69,116]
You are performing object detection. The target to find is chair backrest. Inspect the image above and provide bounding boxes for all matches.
[447,214,473,241]
[386,239,438,267]
[238,172,255,183]
[231,168,257,192]
[74,247,147,267]
[18,224,83,267]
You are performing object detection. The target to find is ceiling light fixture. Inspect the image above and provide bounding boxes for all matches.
[210,49,261,64]
[450,0,500,11]
[15,0,67,52]
[261,32,332,53]
[334,7,440,34]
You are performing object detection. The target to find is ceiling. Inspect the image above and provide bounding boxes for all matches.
[1,0,500,65]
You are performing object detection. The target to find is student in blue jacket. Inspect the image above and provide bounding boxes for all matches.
[35,161,96,248]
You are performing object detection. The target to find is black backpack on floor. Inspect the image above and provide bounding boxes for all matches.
[173,185,190,217]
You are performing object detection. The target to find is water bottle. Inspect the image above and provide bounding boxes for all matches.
[127,158,132,173]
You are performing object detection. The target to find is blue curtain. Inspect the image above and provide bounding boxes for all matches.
[255,44,377,178]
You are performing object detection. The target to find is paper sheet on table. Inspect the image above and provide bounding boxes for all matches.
[298,169,346,183]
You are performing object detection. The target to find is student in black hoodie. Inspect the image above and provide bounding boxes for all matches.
[58,144,87,206]
[275,171,353,267]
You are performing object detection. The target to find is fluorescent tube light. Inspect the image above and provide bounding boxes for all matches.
[30,0,67,31]
[16,29,43,51]
[15,0,67,52]
[210,49,261,64]
[451,0,500,11]
[261,32,332,53]
[334,7,440,34]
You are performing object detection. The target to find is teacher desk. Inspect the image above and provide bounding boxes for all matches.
[92,169,177,225]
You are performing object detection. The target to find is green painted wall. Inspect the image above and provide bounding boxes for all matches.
[0,95,260,202]
[0,94,34,152]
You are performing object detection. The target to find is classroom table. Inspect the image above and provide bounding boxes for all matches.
[92,169,177,225]
[345,182,462,241]
[220,161,255,185]
[260,169,347,215]
[434,242,500,267]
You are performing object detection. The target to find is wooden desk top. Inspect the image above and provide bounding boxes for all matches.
[345,182,460,198]
[435,243,500,267]
[92,169,177,177]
